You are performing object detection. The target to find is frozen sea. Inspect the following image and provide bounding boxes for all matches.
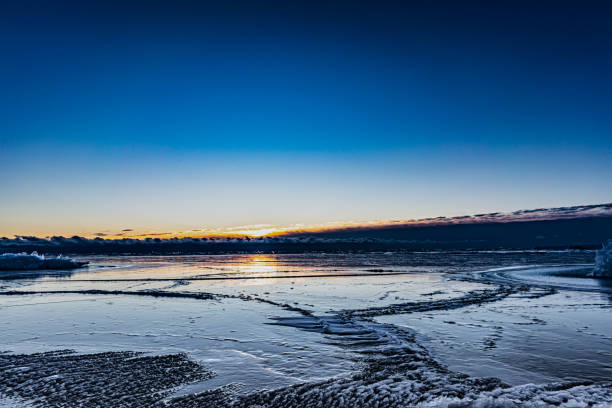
[0,251,611,407]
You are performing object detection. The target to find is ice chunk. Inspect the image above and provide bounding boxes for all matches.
[0,252,87,270]
[592,240,612,278]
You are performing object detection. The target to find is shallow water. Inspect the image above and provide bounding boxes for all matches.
[0,293,354,392]
[378,289,612,385]
[0,251,610,405]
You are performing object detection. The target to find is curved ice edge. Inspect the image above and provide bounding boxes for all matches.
[0,252,88,270]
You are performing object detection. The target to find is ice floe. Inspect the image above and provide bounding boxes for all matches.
[592,240,612,277]
[0,252,87,270]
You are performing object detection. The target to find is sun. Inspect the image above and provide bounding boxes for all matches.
[228,227,281,237]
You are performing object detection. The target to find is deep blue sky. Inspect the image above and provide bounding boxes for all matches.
[1,1,611,237]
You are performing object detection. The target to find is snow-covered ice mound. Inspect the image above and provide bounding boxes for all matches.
[0,252,87,270]
[592,240,612,278]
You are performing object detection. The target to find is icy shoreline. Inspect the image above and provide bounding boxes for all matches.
[1,315,610,407]
[1,252,611,407]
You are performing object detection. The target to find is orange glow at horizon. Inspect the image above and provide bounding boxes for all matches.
[62,221,380,240]
[49,217,462,239]
[9,203,610,240]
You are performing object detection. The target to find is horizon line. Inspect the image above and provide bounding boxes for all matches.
[4,202,611,242]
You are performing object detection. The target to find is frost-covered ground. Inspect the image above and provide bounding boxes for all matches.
[0,252,610,407]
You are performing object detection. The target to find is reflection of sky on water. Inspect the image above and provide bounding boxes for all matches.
[378,288,612,385]
[0,269,78,280]
[0,294,354,392]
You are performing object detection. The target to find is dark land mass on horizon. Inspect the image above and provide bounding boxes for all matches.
[2,216,611,255]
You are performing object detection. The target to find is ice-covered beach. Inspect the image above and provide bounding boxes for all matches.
[0,250,610,407]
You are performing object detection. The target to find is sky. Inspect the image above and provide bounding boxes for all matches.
[1,1,611,238]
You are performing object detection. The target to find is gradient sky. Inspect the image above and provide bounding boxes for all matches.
[1,1,611,238]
